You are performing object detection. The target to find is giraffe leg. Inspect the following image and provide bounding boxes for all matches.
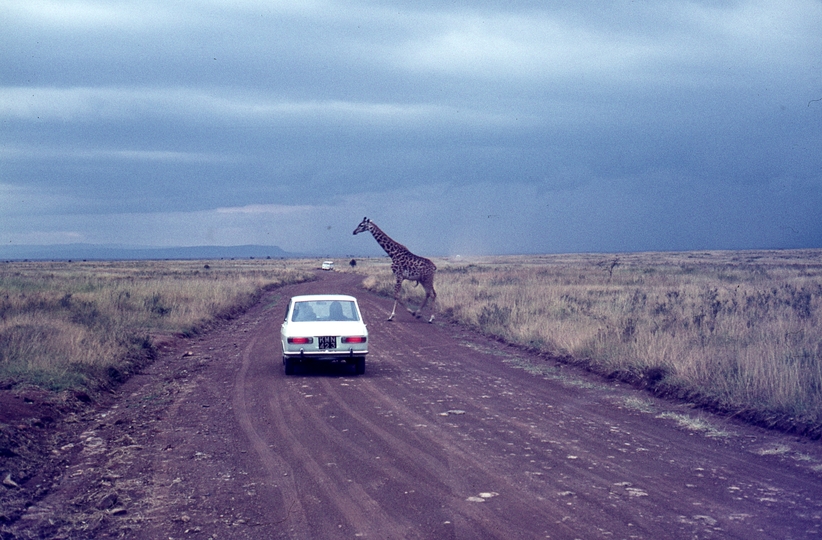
[414,298,427,319]
[408,280,422,318]
[425,294,436,323]
[416,282,437,323]
[388,278,403,321]
[405,292,418,317]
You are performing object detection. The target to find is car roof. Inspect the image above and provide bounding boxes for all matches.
[290,294,358,303]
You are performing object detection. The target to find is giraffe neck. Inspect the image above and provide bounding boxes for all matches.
[369,222,409,259]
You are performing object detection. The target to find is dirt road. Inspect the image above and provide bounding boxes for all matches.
[5,270,822,539]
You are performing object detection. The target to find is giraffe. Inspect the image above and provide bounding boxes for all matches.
[353,217,437,322]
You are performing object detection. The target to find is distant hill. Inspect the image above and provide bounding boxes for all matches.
[0,244,297,261]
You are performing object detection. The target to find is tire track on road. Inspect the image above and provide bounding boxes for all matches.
[265,376,418,539]
[325,372,604,539]
[234,334,311,538]
[320,377,563,539]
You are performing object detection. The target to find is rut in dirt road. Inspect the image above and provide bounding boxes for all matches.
[6,270,822,539]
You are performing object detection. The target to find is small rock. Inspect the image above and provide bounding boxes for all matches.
[96,492,118,510]
[3,473,20,489]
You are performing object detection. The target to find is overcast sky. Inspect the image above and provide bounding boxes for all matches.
[2,0,821,256]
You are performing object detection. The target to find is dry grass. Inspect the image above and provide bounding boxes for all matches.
[357,250,822,434]
[0,259,315,392]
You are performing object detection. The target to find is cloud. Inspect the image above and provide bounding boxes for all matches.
[0,182,89,217]
[2,0,820,254]
[3,0,323,30]
[1,199,357,251]
[4,230,86,246]
[5,0,169,29]
[0,144,238,164]
[396,13,661,81]
[389,0,822,89]
[2,173,820,253]
[0,86,518,129]
[215,203,314,215]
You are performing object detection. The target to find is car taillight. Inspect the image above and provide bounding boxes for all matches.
[288,337,314,344]
[342,336,367,343]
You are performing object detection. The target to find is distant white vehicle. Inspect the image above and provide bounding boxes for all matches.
[280,294,368,375]
[321,260,334,270]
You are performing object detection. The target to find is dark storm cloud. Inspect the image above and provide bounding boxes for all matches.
[1,0,820,253]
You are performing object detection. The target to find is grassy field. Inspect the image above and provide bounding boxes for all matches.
[356,250,822,436]
[4,251,821,436]
[0,259,315,393]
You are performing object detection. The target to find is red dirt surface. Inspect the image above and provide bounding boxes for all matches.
[3,270,822,539]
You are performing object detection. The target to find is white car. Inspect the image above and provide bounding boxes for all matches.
[281,294,368,375]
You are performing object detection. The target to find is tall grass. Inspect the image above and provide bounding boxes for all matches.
[0,259,315,392]
[359,250,822,434]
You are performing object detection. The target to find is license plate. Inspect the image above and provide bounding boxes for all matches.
[318,336,337,349]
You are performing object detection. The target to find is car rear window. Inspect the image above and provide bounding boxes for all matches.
[292,300,360,322]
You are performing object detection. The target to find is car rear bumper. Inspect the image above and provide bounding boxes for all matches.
[282,349,368,361]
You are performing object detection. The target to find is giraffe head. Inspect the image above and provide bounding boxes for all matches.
[353,217,372,235]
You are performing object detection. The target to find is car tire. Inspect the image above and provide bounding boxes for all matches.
[354,357,365,375]
[284,358,296,375]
